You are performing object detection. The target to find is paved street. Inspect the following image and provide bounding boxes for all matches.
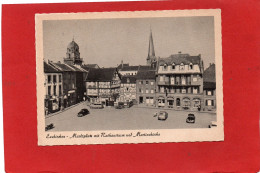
[46,102,216,131]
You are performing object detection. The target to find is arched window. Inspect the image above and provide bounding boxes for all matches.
[189,63,193,70]
[176,98,181,106]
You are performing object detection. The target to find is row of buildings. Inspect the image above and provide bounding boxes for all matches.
[44,30,216,115]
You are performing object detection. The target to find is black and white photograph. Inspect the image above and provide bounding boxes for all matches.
[36,10,224,145]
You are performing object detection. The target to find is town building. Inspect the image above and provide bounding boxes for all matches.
[203,63,216,111]
[85,68,121,106]
[119,76,137,103]
[136,70,156,106]
[49,62,87,108]
[44,61,63,115]
[156,53,204,111]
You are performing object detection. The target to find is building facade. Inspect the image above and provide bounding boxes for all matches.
[119,76,137,103]
[156,53,204,111]
[86,68,121,106]
[203,63,216,111]
[136,70,156,106]
[44,62,63,115]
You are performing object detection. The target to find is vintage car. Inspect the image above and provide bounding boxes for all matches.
[124,101,134,108]
[186,114,195,123]
[77,108,90,117]
[157,111,168,121]
[208,121,217,128]
[90,103,104,109]
[115,104,124,109]
[45,123,54,131]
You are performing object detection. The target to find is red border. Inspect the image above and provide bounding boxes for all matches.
[2,1,260,172]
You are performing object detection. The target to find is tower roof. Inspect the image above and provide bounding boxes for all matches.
[147,29,155,60]
[67,40,79,50]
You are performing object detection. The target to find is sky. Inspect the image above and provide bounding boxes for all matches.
[43,16,215,68]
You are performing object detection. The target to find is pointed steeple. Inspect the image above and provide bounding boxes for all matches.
[147,28,156,65]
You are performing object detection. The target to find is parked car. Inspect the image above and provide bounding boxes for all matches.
[208,121,217,128]
[186,114,195,123]
[90,103,104,109]
[45,123,54,131]
[158,111,168,120]
[124,101,134,108]
[115,104,124,109]
[77,109,89,117]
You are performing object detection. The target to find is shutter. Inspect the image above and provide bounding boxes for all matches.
[212,100,214,106]
[206,100,208,106]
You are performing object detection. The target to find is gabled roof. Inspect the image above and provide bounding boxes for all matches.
[203,64,216,89]
[44,62,61,73]
[120,65,139,71]
[66,64,86,72]
[52,63,75,72]
[121,76,137,84]
[86,68,118,82]
[159,54,201,66]
[139,65,155,71]
[136,70,156,80]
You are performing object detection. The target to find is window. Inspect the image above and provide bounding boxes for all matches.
[48,86,51,95]
[180,63,184,70]
[160,87,164,93]
[151,89,154,93]
[181,88,186,94]
[171,64,175,70]
[170,77,175,84]
[127,78,130,83]
[193,87,198,94]
[53,75,57,83]
[139,81,142,84]
[163,64,167,71]
[160,76,164,82]
[139,88,142,93]
[146,81,149,85]
[146,89,149,93]
[59,75,61,82]
[53,85,56,95]
[141,81,143,84]
[189,63,193,70]
[193,77,197,82]
[48,75,51,83]
[207,90,212,95]
[176,98,180,106]
[151,81,154,85]
[181,77,186,85]
[59,85,62,95]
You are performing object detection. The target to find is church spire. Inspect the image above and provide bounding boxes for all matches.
[147,28,156,65]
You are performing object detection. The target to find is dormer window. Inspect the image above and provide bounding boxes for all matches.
[189,63,193,70]
[180,63,184,70]
[171,63,175,70]
[163,64,167,71]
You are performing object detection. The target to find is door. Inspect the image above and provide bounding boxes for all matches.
[139,96,143,104]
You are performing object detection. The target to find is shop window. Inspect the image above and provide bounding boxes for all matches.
[176,98,180,106]
[53,85,56,96]
[59,85,62,95]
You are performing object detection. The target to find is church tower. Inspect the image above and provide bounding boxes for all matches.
[146,28,157,65]
[64,38,83,66]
